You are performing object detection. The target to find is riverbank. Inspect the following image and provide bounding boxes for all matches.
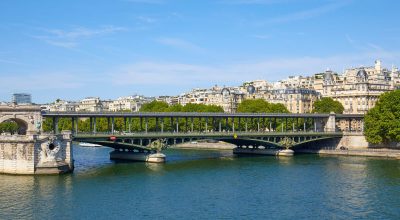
[297,148,400,159]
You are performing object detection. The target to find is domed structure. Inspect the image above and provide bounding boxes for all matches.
[323,71,334,84]
[247,85,255,94]
[356,68,368,82]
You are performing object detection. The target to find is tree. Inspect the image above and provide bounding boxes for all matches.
[237,99,270,113]
[237,99,289,113]
[140,101,169,112]
[0,121,19,134]
[364,90,400,144]
[313,97,344,114]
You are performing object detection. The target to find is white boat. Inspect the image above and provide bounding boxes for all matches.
[78,142,103,147]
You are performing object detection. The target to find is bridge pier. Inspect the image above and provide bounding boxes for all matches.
[0,105,74,175]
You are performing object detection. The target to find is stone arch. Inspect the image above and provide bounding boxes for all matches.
[0,115,32,135]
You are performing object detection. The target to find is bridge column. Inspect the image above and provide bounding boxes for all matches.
[161,118,164,133]
[53,117,59,134]
[238,117,241,132]
[176,118,179,133]
[219,120,222,132]
[155,117,159,132]
[75,117,78,134]
[232,117,235,133]
[90,117,93,134]
[313,118,316,132]
[205,117,208,132]
[191,117,194,132]
[111,117,115,134]
[269,119,272,132]
[257,118,260,132]
[185,117,188,132]
[324,112,336,132]
[245,118,248,132]
[71,117,75,135]
[145,117,148,133]
[93,117,97,134]
[128,118,131,133]
[107,117,110,133]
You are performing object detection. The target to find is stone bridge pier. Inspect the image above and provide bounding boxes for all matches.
[0,105,73,174]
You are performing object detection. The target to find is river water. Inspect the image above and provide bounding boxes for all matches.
[1,145,400,219]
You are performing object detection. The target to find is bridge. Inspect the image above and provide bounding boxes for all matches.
[0,105,364,174]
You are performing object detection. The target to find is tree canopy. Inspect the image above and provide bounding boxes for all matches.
[0,121,19,134]
[312,97,344,114]
[364,90,400,144]
[237,99,289,113]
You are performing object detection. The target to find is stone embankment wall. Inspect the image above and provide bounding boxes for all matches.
[0,132,73,175]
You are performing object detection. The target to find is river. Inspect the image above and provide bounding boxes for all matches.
[0,145,399,219]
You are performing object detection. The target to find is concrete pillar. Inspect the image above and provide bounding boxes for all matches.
[145,118,148,133]
[324,112,336,132]
[53,117,59,134]
[232,117,235,133]
[161,118,164,133]
[71,117,75,135]
[191,118,194,132]
[128,118,131,133]
[185,117,188,132]
[90,117,93,133]
[219,120,222,132]
[111,117,115,134]
[176,118,179,133]
[93,118,97,134]
[205,117,208,132]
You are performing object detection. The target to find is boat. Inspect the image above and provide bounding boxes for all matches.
[78,142,103,147]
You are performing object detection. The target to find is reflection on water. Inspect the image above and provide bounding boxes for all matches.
[0,145,399,219]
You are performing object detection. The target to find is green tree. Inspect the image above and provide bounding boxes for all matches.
[140,101,169,112]
[364,90,400,144]
[0,121,19,134]
[237,99,270,113]
[313,97,344,114]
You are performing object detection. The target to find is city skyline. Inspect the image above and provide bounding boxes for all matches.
[1,0,400,103]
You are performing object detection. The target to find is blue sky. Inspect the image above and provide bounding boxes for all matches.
[1,0,400,103]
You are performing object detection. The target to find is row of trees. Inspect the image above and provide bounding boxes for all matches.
[41,98,344,133]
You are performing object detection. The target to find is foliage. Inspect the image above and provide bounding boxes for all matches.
[312,97,344,114]
[0,121,19,134]
[43,101,224,133]
[237,99,289,113]
[364,90,400,144]
[140,101,169,112]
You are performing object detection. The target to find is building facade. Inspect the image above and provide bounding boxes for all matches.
[12,93,32,104]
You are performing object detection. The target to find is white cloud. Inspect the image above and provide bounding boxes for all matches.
[156,37,205,53]
[253,34,271,39]
[1,72,86,91]
[111,51,400,88]
[0,58,23,65]
[137,16,157,23]
[34,25,127,48]
[256,1,350,25]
